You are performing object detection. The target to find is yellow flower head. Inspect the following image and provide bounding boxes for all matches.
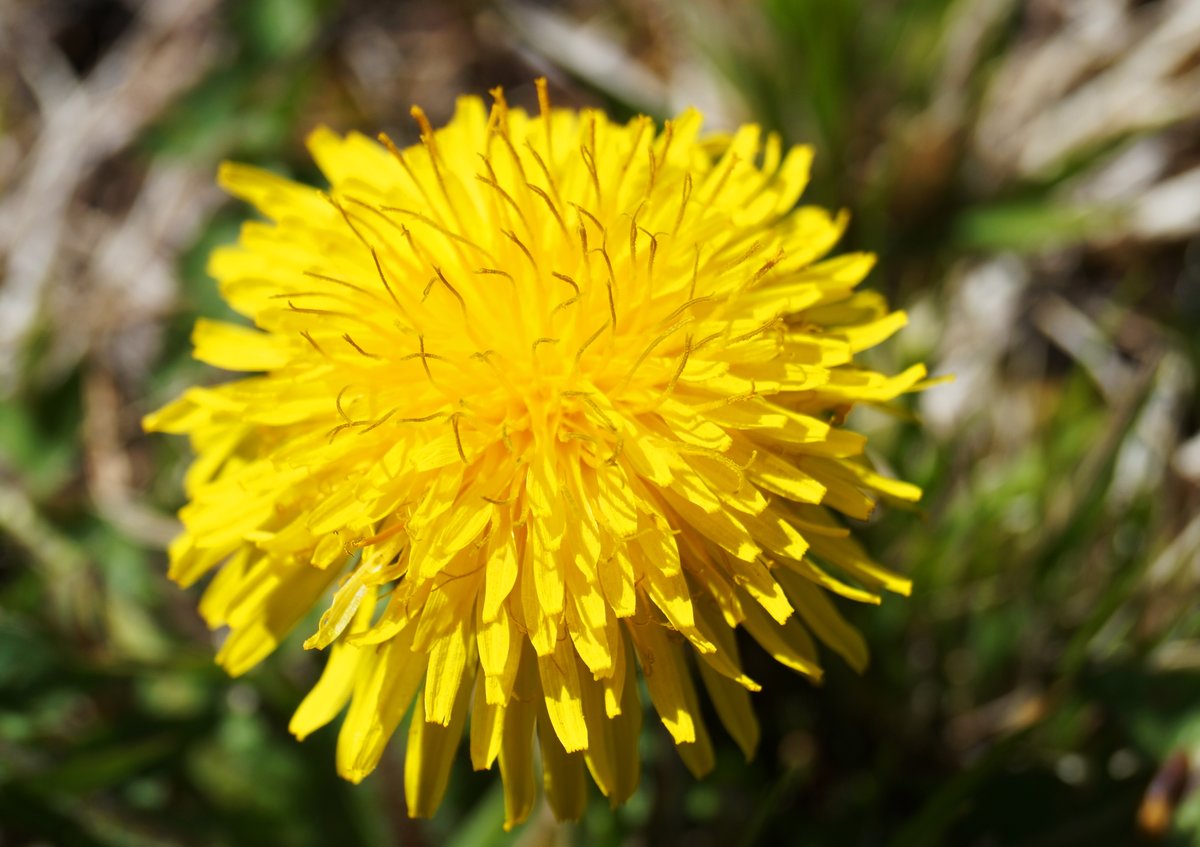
[146,81,926,827]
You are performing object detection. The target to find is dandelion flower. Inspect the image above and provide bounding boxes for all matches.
[145,81,927,827]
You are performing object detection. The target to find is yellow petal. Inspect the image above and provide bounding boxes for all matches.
[216,557,339,676]
[608,642,643,803]
[499,649,539,830]
[564,583,614,677]
[740,597,823,680]
[290,588,376,740]
[674,724,715,779]
[537,699,588,821]
[777,568,869,672]
[337,627,427,783]
[628,616,698,745]
[697,656,759,761]
[772,145,814,214]
[693,596,760,692]
[304,569,372,651]
[424,623,471,725]
[746,451,827,505]
[662,488,760,563]
[306,126,401,190]
[469,679,504,770]
[577,660,618,798]
[631,541,714,653]
[807,530,912,596]
[217,161,330,222]
[526,450,566,550]
[595,465,639,537]
[521,543,560,656]
[838,310,908,353]
[405,665,473,818]
[538,637,589,753]
[529,518,564,618]
[723,555,793,625]
[785,556,882,605]
[192,319,292,371]
[167,533,232,588]
[482,521,518,621]
[600,626,628,718]
[600,544,637,618]
[477,603,520,706]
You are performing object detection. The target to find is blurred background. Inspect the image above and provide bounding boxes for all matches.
[2,0,1200,844]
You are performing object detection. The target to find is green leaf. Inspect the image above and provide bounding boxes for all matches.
[955,201,1125,252]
